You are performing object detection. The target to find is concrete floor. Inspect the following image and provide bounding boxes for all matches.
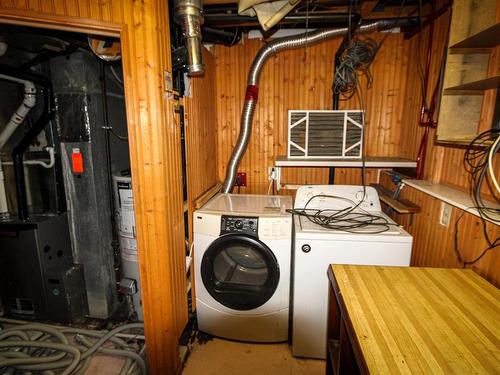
[182,338,325,375]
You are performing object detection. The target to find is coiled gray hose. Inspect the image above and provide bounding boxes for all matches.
[0,322,146,375]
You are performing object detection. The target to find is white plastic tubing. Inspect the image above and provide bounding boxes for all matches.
[0,74,36,216]
[221,20,398,193]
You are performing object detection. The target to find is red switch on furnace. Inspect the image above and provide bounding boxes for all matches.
[72,148,84,174]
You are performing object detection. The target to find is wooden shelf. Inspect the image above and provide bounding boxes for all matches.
[436,1,499,144]
[371,184,421,214]
[402,179,500,224]
[275,156,417,168]
[443,76,500,95]
[450,23,500,53]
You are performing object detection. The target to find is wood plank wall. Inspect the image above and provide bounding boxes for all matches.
[214,33,412,193]
[185,48,218,236]
[391,6,500,287]
[0,1,186,374]
[184,48,218,307]
[387,177,500,287]
[211,7,500,287]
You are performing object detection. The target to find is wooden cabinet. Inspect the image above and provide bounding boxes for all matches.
[437,0,500,143]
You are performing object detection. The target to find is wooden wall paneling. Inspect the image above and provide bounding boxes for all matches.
[380,6,500,289]
[398,8,452,182]
[185,48,218,235]
[214,34,416,192]
[381,174,500,287]
[399,6,500,194]
[0,2,186,374]
[184,48,218,308]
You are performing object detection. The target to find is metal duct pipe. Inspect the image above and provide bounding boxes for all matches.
[221,20,402,193]
[174,0,205,76]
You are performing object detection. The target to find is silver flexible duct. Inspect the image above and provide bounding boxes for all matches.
[174,0,205,76]
[221,20,398,193]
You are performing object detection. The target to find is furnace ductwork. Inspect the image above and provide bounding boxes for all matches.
[221,20,400,193]
[174,0,205,76]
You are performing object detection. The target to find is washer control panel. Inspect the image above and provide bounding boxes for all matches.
[220,216,258,237]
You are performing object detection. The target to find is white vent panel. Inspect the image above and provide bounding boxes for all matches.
[288,110,364,159]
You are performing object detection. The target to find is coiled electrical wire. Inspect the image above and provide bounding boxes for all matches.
[287,194,399,234]
[333,37,379,99]
[453,129,500,265]
[463,129,500,223]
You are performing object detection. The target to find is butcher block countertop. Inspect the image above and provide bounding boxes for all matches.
[328,265,500,374]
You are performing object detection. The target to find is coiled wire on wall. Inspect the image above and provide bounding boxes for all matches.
[0,319,146,375]
[333,37,379,99]
[454,130,500,266]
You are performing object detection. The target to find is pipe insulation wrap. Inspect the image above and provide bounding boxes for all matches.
[221,20,399,193]
[0,74,36,215]
[0,79,36,150]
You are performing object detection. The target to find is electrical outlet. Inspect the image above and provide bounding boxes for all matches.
[439,202,452,227]
[235,172,247,186]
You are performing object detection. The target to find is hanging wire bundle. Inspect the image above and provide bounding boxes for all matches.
[0,319,146,375]
[464,129,500,221]
[333,36,379,100]
[454,129,500,265]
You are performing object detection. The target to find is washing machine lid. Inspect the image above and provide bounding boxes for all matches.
[199,193,292,217]
[294,211,412,242]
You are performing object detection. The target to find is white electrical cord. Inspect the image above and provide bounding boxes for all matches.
[488,134,500,195]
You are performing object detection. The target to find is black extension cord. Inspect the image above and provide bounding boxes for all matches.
[287,192,399,234]
[454,130,500,266]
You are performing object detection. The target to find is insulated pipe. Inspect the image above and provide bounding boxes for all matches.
[174,0,205,76]
[221,20,401,193]
[0,75,36,150]
[0,74,36,216]
[0,64,54,220]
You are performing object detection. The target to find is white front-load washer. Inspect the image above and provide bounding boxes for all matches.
[194,193,292,342]
[292,185,413,359]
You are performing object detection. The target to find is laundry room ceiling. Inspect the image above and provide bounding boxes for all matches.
[202,0,433,32]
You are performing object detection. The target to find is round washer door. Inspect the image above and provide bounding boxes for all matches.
[201,234,280,311]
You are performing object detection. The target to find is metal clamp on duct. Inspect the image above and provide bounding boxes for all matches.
[174,0,205,76]
[221,20,405,193]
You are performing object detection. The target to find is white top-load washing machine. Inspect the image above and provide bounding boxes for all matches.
[292,185,413,359]
[194,193,292,342]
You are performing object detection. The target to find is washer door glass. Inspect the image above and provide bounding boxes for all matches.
[201,234,280,310]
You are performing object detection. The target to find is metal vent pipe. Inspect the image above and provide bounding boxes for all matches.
[174,0,205,76]
[221,20,401,193]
